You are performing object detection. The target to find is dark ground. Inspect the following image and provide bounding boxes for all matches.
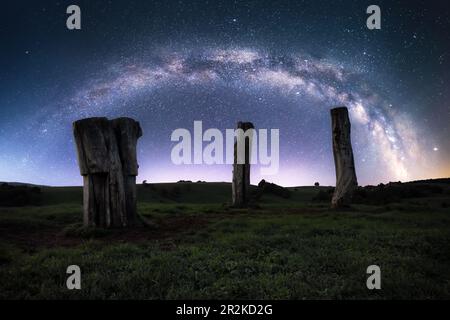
[0,180,449,299]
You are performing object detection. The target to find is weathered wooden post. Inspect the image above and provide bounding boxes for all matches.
[232,121,254,207]
[330,107,358,208]
[111,118,142,225]
[73,117,142,227]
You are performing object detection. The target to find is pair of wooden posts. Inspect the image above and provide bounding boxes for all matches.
[73,117,142,227]
[230,107,358,208]
[73,107,357,227]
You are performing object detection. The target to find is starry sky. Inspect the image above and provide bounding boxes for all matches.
[1,0,449,187]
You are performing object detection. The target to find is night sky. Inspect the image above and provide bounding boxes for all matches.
[1,0,449,187]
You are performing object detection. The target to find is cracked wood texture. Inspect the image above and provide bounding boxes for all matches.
[73,117,142,227]
[330,107,358,208]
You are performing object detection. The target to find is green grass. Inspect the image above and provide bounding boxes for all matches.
[1,182,450,299]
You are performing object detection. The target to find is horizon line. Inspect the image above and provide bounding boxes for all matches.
[2,176,450,189]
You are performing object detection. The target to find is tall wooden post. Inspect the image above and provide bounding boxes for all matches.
[73,117,142,227]
[330,107,358,208]
[232,121,254,207]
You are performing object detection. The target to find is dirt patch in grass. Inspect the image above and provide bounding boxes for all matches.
[0,215,213,250]
[0,206,317,250]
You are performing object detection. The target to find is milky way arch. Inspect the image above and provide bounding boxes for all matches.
[5,47,430,186]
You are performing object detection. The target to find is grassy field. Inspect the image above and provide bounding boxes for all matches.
[0,181,450,299]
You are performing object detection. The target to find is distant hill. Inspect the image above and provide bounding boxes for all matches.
[1,178,449,207]
[409,178,450,185]
[0,182,47,188]
[2,177,449,190]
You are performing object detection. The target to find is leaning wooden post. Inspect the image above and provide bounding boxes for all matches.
[73,117,142,227]
[330,107,358,208]
[232,121,254,207]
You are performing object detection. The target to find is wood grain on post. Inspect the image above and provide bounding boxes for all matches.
[232,121,254,207]
[330,107,358,208]
[73,117,142,227]
[111,118,142,225]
